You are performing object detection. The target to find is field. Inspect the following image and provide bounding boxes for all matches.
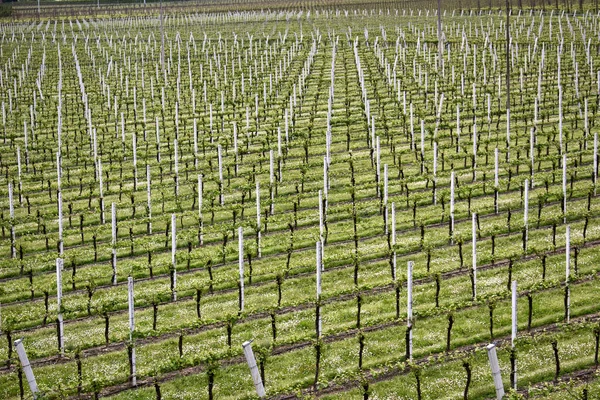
[1,1,600,398]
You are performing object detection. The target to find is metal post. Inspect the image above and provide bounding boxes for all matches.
[239,226,244,312]
[242,340,266,398]
[511,280,517,389]
[472,213,477,300]
[256,181,261,257]
[111,203,117,285]
[14,339,39,398]
[171,213,177,301]
[127,277,136,386]
[407,260,413,360]
[487,343,505,400]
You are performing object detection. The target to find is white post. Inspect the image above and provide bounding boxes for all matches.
[562,154,567,223]
[472,213,477,300]
[530,128,535,187]
[511,279,517,389]
[269,150,274,215]
[384,164,389,208]
[218,144,224,206]
[133,133,138,189]
[420,120,425,162]
[319,190,325,269]
[323,157,328,208]
[111,203,117,285]
[316,241,322,298]
[155,116,161,163]
[239,226,244,311]
[56,258,64,356]
[234,122,239,175]
[14,339,39,398]
[433,142,438,204]
[494,148,499,187]
[391,202,396,246]
[316,241,322,337]
[594,132,598,196]
[128,275,135,337]
[376,136,381,196]
[98,160,105,224]
[242,340,266,398]
[256,181,261,258]
[487,343,505,400]
[558,87,563,153]
[57,189,63,257]
[127,276,136,387]
[450,171,455,237]
[473,123,477,180]
[17,148,22,205]
[171,213,177,301]
[8,182,15,259]
[173,139,178,198]
[495,148,499,214]
[524,179,529,251]
[391,202,397,280]
[456,105,461,151]
[565,225,570,323]
[407,260,413,361]
[198,175,203,245]
[193,119,198,169]
[506,108,511,161]
[147,165,152,234]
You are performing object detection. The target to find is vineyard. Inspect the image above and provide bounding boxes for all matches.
[1,1,600,399]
